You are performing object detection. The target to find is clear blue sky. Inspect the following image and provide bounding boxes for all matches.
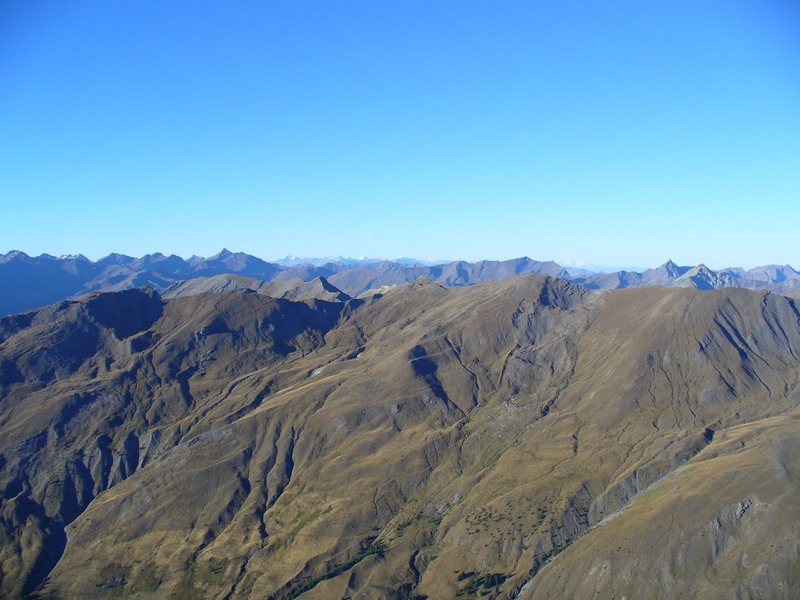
[2,1,798,270]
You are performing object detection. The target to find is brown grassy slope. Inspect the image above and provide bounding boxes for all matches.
[33,276,591,599]
[0,288,346,598]
[0,277,798,599]
[519,409,800,599]
[513,287,800,600]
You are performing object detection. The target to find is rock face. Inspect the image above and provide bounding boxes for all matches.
[1,277,800,599]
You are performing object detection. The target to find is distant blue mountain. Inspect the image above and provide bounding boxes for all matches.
[273,255,444,267]
[1,250,798,316]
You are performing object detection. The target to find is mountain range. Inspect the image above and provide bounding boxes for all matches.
[1,271,799,598]
[2,249,799,317]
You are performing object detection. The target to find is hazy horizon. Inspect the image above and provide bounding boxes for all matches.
[4,246,799,275]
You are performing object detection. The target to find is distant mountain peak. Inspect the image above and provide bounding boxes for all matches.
[210,248,234,260]
[58,253,90,261]
[662,258,680,274]
[97,252,135,265]
[648,259,691,281]
[0,250,29,263]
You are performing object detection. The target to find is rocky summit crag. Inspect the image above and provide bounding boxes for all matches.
[1,272,800,599]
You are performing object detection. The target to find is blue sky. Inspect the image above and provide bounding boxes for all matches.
[1,1,799,270]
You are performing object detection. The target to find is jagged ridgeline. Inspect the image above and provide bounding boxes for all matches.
[2,249,800,318]
[1,276,799,599]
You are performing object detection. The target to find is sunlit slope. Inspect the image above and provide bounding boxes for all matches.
[519,409,800,600]
[0,277,798,599]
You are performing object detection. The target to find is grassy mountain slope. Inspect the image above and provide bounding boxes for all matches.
[0,277,798,599]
